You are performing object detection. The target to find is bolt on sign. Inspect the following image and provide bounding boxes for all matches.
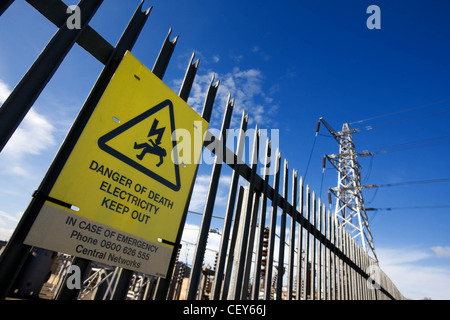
[24,51,209,277]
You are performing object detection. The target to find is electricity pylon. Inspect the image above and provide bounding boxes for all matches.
[318,118,378,262]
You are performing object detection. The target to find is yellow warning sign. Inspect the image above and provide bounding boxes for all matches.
[24,51,208,277]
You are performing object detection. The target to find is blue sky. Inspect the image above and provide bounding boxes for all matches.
[1,0,450,299]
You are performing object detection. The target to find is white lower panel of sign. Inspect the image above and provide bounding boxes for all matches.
[24,203,172,277]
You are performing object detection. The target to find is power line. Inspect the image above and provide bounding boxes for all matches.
[367,205,450,211]
[374,177,450,188]
[361,105,450,135]
[369,134,450,155]
[366,205,450,224]
[303,128,319,180]
[357,177,450,190]
[349,98,450,126]
[188,210,225,220]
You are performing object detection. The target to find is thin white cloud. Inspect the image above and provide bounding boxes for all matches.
[2,108,56,160]
[381,262,450,300]
[377,247,450,300]
[0,210,20,224]
[431,246,450,258]
[377,247,431,265]
[0,103,56,178]
[188,174,232,212]
[0,79,11,103]
[0,227,14,242]
[188,174,210,212]
[9,166,29,177]
[0,210,21,241]
[230,54,244,64]
[251,45,270,61]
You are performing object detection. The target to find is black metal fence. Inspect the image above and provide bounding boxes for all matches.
[0,1,404,300]
[183,114,404,300]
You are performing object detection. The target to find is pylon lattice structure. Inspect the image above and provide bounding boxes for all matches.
[320,118,378,262]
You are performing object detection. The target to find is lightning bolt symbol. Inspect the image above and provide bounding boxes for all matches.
[147,119,165,145]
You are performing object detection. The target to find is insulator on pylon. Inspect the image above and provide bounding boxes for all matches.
[177,263,185,284]
[261,227,269,276]
[213,252,218,271]
[328,192,332,205]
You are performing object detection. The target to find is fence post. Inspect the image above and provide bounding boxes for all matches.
[347,232,355,299]
[263,150,281,300]
[296,177,305,300]
[186,95,234,300]
[295,177,304,300]
[275,159,288,300]
[317,199,322,300]
[152,28,178,80]
[178,52,199,101]
[287,170,297,300]
[359,246,366,299]
[326,208,332,300]
[302,185,310,300]
[356,245,362,299]
[222,186,245,299]
[348,233,355,299]
[240,130,263,298]
[319,203,325,299]
[334,216,341,300]
[250,138,271,300]
[342,230,349,299]
[327,209,336,300]
[311,192,318,300]
[241,189,261,299]
[211,111,248,300]
[230,127,260,299]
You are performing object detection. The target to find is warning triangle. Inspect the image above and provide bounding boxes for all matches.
[98,99,181,191]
